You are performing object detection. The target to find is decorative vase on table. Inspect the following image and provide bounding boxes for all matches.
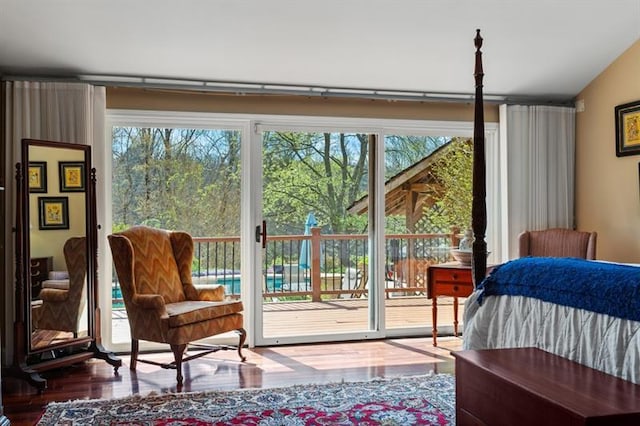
[459,228,474,250]
[449,228,474,266]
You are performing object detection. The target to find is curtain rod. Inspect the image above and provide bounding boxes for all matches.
[1,74,575,106]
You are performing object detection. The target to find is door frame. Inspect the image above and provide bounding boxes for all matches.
[249,115,499,346]
[250,122,386,347]
[101,110,252,353]
[101,110,499,351]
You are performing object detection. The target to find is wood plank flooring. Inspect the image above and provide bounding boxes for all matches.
[2,337,461,425]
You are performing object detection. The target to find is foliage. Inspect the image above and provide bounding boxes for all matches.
[262,131,370,235]
[384,135,450,179]
[111,126,466,240]
[111,127,241,236]
[420,138,473,232]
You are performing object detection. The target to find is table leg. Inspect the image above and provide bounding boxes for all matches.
[453,296,459,337]
[432,296,438,346]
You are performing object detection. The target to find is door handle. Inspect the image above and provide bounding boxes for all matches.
[255,220,267,248]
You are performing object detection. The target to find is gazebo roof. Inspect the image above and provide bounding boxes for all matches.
[347,140,460,227]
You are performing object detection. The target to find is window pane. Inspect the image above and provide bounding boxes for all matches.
[383,135,472,330]
[111,126,242,344]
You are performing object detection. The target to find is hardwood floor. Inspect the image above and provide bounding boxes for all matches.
[2,336,461,425]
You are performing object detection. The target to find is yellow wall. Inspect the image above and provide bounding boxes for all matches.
[576,39,640,262]
[28,145,86,270]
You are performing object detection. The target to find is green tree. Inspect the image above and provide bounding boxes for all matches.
[112,127,465,240]
[420,138,473,232]
[111,127,241,236]
[262,131,369,235]
[384,135,450,179]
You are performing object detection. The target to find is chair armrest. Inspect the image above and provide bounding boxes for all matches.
[518,231,531,257]
[196,286,225,301]
[132,294,165,310]
[42,279,70,290]
[39,288,68,302]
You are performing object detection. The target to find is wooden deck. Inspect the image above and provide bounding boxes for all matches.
[111,296,466,343]
[263,296,463,337]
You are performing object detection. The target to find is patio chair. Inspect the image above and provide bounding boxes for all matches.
[350,266,369,298]
[108,225,246,386]
[339,265,368,298]
[281,264,311,292]
[392,258,431,296]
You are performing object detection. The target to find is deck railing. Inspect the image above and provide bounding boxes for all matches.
[112,230,459,305]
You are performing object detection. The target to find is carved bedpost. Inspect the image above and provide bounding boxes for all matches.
[471,29,488,287]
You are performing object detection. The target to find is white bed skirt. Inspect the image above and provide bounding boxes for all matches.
[462,291,640,384]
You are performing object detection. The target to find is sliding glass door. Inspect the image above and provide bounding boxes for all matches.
[104,112,248,352]
[103,111,492,350]
[255,128,376,345]
[382,135,472,333]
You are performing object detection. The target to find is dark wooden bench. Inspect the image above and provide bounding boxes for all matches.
[453,348,640,426]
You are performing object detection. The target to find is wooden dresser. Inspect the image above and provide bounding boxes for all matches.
[30,256,52,299]
[453,348,640,426]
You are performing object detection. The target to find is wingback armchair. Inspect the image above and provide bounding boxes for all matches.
[32,237,87,335]
[518,228,597,260]
[108,225,246,385]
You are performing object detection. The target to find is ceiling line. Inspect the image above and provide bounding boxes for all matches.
[1,74,575,106]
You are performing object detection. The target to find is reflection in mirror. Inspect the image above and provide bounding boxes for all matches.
[26,144,89,353]
[11,138,120,390]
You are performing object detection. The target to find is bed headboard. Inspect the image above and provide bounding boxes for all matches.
[471,29,488,287]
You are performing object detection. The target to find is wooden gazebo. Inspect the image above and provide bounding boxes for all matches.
[347,140,466,232]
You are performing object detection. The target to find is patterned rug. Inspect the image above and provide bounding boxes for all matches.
[37,373,456,425]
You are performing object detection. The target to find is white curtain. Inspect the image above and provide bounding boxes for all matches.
[4,81,106,162]
[499,104,576,259]
[2,80,106,363]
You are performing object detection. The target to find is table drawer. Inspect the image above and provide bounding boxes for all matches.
[432,268,471,283]
[433,282,473,297]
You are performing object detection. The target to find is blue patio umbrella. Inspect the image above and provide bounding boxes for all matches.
[299,212,318,270]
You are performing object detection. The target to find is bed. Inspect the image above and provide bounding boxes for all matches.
[465,31,640,385]
[462,257,640,384]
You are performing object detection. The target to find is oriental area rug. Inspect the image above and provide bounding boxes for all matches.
[37,373,455,425]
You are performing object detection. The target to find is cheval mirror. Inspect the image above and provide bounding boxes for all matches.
[9,138,121,391]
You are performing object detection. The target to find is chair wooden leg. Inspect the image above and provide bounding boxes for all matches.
[130,339,139,371]
[237,328,247,361]
[171,343,187,385]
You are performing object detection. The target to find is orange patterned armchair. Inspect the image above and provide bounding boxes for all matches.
[108,225,246,385]
[32,237,87,335]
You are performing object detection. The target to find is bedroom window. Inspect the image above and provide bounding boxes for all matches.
[104,110,500,349]
[108,122,243,348]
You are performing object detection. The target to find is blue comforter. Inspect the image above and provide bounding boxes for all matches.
[477,257,640,322]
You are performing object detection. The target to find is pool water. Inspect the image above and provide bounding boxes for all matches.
[112,275,284,308]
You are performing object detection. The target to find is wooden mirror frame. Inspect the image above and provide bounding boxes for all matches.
[9,138,120,391]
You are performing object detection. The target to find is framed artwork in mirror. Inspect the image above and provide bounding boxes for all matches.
[38,196,69,230]
[28,161,47,193]
[59,161,85,192]
[615,100,640,157]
